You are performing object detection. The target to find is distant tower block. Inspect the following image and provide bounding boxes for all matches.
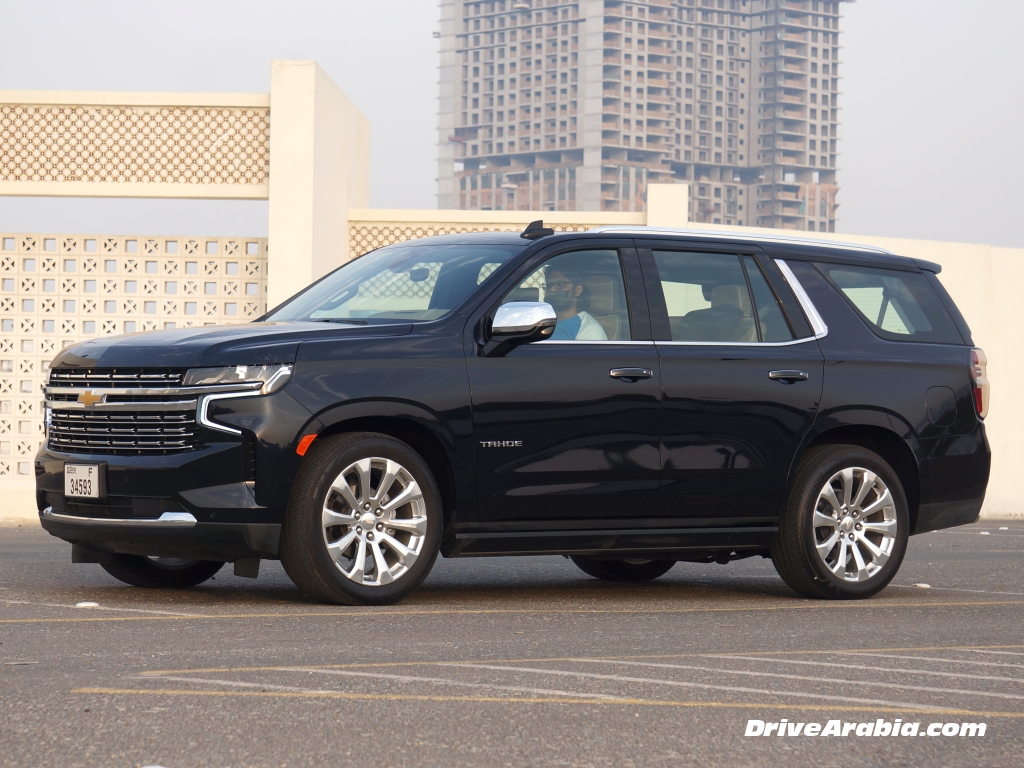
[437,0,846,232]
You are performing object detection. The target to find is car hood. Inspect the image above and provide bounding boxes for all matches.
[49,322,414,369]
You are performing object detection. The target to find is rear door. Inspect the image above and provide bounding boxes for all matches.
[466,240,662,527]
[637,240,825,524]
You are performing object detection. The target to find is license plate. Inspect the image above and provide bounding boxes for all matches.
[65,464,102,499]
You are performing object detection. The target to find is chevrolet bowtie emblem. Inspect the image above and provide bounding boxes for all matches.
[77,390,106,407]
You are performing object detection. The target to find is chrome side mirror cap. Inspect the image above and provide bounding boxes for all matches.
[483,301,557,357]
[492,301,557,336]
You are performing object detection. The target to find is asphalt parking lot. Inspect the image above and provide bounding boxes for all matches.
[2,519,1023,768]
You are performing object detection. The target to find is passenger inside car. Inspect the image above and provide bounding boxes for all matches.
[501,249,630,340]
[543,266,608,340]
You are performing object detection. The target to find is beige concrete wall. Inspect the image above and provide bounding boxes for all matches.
[266,61,371,309]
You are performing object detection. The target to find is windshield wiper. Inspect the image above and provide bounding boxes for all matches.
[312,318,368,325]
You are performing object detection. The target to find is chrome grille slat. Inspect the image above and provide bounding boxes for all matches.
[47,368,201,455]
[49,368,186,387]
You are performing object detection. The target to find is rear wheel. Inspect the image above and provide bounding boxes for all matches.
[280,432,442,605]
[101,555,223,588]
[771,444,909,599]
[570,556,675,582]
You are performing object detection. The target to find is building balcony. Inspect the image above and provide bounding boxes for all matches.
[645,92,673,105]
[762,91,806,106]
[646,60,675,74]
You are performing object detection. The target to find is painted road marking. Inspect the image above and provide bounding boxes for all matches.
[137,644,1024,678]
[3,599,1024,625]
[705,653,1024,683]
[444,662,947,712]
[847,652,1024,670]
[159,668,621,701]
[70,687,1024,719]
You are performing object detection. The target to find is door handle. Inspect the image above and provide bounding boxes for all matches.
[769,370,810,383]
[610,367,654,381]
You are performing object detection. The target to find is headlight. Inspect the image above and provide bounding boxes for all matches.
[183,364,292,393]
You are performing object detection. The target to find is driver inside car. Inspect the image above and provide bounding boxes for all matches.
[543,266,608,341]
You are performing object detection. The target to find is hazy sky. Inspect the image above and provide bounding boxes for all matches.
[1,1,1021,247]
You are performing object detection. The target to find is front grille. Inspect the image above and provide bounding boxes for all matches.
[49,368,186,387]
[49,411,202,454]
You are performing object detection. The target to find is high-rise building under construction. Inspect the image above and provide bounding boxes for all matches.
[437,0,845,231]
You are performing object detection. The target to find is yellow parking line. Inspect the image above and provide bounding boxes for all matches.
[3,598,1023,625]
[142,643,1024,677]
[71,687,1024,718]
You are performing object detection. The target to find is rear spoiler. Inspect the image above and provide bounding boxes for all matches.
[914,258,942,274]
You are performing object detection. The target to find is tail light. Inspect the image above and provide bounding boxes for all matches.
[970,348,989,419]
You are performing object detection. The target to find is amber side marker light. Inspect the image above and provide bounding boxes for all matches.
[296,434,317,456]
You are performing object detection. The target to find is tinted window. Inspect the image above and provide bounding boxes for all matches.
[818,263,963,344]
[743,256,795,342]
[654,251,790,343]
[267,243,524,323]
[503,250,630,341]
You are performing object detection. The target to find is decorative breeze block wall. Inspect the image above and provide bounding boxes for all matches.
[0,233,267,480]
[0,105,270,188]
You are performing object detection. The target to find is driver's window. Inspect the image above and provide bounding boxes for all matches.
[501,250,631,341]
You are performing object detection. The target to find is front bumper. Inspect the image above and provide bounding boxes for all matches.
[39,506,280,561]
[35,437,282,561]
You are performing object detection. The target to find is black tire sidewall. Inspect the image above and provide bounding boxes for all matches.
[296,435,442,604]
[101,555,223,588]
[570,556,675,582]
[794,447,909,598]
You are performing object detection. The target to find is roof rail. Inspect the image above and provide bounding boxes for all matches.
[587,226,894,256]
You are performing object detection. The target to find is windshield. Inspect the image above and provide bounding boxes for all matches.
[266,243,526,323]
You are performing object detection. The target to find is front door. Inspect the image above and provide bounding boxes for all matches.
[467,243,662,527]
[638,243,824,524]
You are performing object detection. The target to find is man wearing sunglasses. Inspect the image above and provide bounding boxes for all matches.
[543,266,608,341]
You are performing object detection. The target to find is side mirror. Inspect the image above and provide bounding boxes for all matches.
[483,301,557,357]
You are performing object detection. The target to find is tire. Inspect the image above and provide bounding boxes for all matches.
[101,555,223,588]
[771,444,909,600]
[570,556,676,582]
[280,432,443,605]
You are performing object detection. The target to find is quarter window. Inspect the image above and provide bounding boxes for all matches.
[501,250,631,341]
[819,264,962,343]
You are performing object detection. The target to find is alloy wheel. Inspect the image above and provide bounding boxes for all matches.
[812,467,898,582]
[321,457,428,587]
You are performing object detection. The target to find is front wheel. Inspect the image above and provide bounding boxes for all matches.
[101,555,223,588]
[280,432,442,605]
[570,556,676,582]
[771,444,909,599]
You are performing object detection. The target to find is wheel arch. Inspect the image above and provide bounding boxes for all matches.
[799,424,921,534]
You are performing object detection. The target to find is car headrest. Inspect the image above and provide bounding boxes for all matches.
[583,275,615,316]
[711,285,751,316]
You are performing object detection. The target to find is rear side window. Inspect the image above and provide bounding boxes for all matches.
[652,251,794,343]
[818,263,963,344]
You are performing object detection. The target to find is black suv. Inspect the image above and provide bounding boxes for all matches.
[36,225,991,604]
